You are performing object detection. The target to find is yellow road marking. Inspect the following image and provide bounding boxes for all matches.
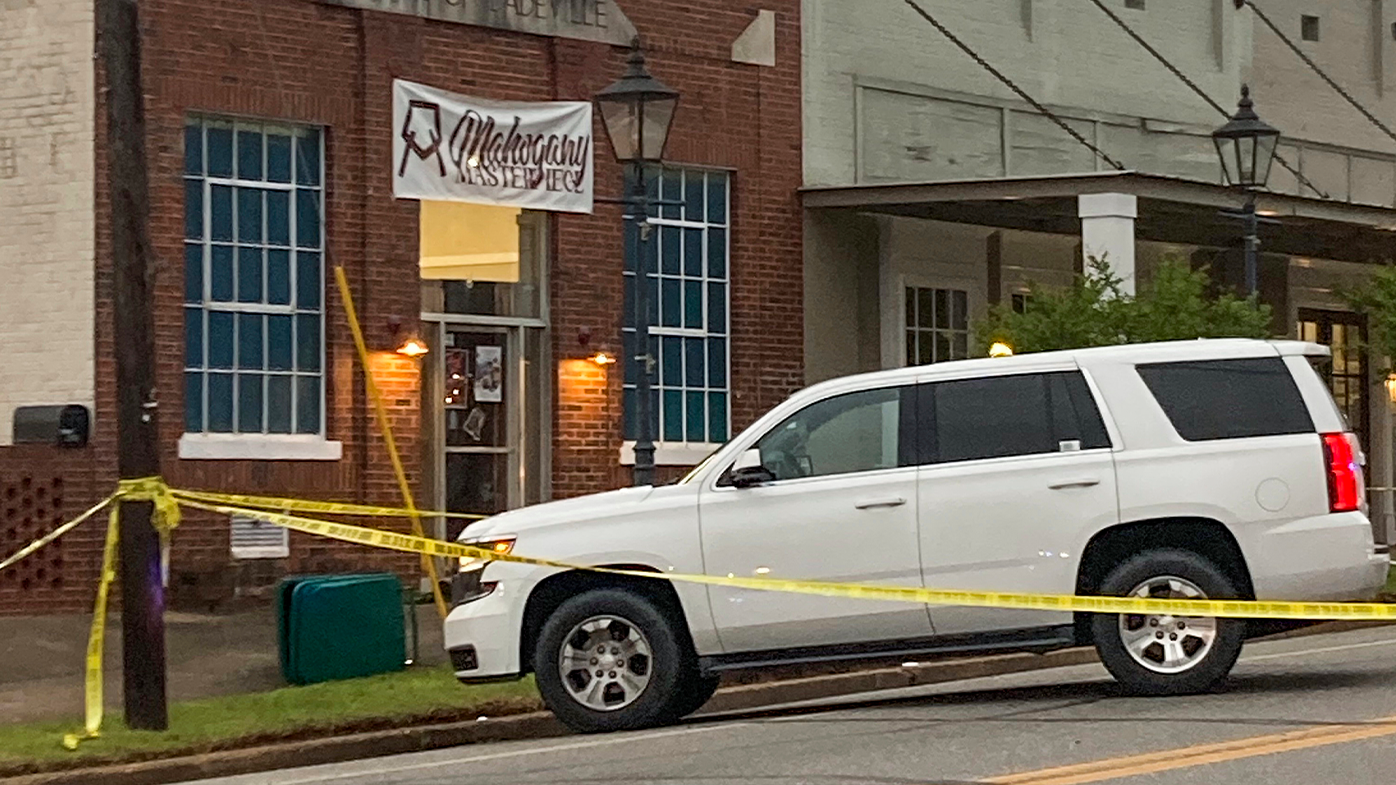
[985,714,1396,784]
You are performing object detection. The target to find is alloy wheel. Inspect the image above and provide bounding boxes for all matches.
[558,614,654,711]
[1117,575,1218,675]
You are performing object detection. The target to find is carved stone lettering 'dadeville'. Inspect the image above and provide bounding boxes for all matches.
[317,0,637,46]
[497,0,607,28]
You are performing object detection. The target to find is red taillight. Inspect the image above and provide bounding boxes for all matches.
[1321,432,1364,513]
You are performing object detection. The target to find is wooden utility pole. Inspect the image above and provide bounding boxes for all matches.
[99,0,169,730]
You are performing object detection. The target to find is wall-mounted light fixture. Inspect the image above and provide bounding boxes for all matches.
[387,317,429,358]
[1385,373,1396,404]
[398,337,430,358]
[575,328,616,366]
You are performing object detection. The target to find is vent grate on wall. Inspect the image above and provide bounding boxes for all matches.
[230,516,289,560]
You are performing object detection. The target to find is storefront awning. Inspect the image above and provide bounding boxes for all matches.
[802,171,1396,263]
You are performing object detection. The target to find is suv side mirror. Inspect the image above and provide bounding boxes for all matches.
[729,465,776,488]
[723,448,774,488]
[733,448,762,471]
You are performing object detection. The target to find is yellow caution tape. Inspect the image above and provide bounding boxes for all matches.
[59,481,180,749]
[6,477,1394,751]
[62,505,121,750]
[116,477,183,535]
[166,488,487,521]
[0,495,115,573]
[333,266,448,620]
[177,496,1396,622]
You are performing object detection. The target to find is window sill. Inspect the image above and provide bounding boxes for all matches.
[179,434,343,461]
[230,546,291,560]
[619,441,721,467]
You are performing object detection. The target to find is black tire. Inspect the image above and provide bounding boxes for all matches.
[1091,548,1246,696]
[666,674,721,720]
[533,588,692,733]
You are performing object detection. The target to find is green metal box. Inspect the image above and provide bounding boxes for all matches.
[276,573,406,685]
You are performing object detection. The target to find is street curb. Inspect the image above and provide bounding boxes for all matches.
[4,619,1388,785]
[0,714,566,785]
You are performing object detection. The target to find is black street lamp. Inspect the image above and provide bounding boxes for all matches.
[1212,85,1281,296]
[595,39,680,487]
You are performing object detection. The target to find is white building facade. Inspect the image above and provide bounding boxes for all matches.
[0,0,96,446]
[802,0,1396,543]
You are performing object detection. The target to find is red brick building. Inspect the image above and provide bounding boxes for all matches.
[0,0,802,613]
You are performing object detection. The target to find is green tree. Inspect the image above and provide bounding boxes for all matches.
[1339,265,1396,375]
[976,254,1273,354]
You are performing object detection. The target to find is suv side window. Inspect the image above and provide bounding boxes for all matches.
[754,387,915,481]
[921,371,1110,464]
[1137,357,1314,441]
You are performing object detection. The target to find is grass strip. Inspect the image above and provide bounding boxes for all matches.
[0,665,541,775]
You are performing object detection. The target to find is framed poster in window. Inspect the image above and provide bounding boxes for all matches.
[474,345,504,403]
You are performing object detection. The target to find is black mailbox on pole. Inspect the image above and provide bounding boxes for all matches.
[13,405,91,448]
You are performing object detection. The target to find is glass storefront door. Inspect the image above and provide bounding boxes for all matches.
[419,210,549,542]
[423,323,548,541]
[1299,309,1369,452]
[442,329,514,540]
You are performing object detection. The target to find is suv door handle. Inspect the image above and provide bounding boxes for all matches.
[854,496,907,509]
[1049,478,1101,490]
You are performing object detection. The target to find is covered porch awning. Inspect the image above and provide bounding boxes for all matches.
[801,171,1396,263]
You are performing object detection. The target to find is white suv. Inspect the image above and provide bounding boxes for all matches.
[443,339,1388,733]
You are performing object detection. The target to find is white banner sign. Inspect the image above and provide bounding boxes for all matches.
[393,79,594,213]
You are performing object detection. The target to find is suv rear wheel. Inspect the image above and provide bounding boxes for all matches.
[1092,549,1245,695]
[534,588,693,733]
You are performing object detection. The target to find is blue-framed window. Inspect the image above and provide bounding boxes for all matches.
[622,167,731,445]
[183,117,325,436]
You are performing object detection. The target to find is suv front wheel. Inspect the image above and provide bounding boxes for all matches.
[534,588,695,733]
[1092,549,1246,696]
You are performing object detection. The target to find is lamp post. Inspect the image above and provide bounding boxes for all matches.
[595,39,680,487]
[1212,85,1281,297]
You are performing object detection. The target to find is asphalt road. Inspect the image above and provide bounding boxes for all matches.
[184,626,1396,785]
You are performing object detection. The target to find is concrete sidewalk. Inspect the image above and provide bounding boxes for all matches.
[0,605,446,725]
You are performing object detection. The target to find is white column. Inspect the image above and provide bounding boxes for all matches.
[1078,193,1138,295]
[1376,383,1396,546]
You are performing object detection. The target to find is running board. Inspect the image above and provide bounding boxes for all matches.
[699,626,1077,675]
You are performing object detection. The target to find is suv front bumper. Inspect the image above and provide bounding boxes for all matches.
[443,580,524,683]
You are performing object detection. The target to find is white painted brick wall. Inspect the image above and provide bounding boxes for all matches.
[806,0,1396,196]
[804,0,1248,186]
[1250,1,1396,163]
[0,0,95,446]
